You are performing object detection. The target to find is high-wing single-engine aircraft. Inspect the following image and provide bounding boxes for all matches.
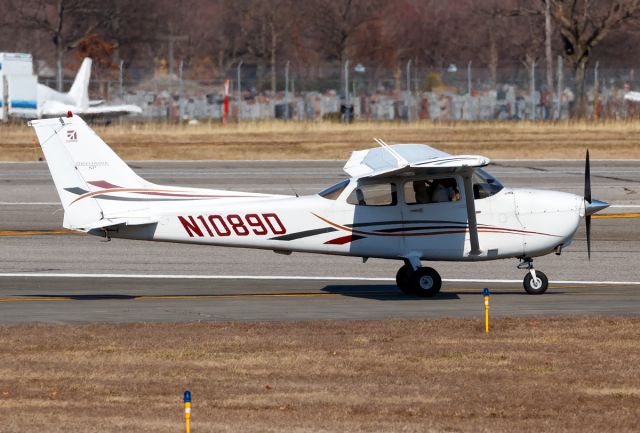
[30,114,610,296]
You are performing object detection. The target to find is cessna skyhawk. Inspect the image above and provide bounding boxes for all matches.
[30,114,609,296]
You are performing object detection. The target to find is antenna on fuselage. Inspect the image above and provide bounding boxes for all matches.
[374,138,409,167]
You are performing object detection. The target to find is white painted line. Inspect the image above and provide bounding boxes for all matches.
[0,273,639,285]
[1,273,390,281]
[610,205,640,208]
[444,278,640,285]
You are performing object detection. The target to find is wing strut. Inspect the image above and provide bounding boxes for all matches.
[461,169,481,256]
[373,138,409,166]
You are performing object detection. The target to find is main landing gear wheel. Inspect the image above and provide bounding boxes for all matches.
[410,267,442,297]
[396,265,442,297]
[395,264,413,295]
[523,270,548,295]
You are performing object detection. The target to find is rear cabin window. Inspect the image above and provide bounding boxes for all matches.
[404,178,460,204]
[318,179,349,200]
[347,183,397,206]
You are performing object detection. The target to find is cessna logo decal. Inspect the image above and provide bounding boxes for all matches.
[66,130,78,141]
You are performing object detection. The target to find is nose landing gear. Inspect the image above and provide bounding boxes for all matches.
[396,260,442,297]
[518,258,548,295]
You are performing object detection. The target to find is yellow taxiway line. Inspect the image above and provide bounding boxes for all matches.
[593,213,640,219]
[0,230,79,236]
[0,212,638,237]
[0,284,630,303]
[0,297,73,303]
[0,292,342,303]
[0,210,638,238]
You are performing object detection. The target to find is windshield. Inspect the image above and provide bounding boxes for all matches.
[473,169,504,199]
[318,179,349,200]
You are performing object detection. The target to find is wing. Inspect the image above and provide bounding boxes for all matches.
[85,104,143,117]
[39,102,142,119]
[624,91,640,102]
[344,142,487,256]
[343,143,490,178]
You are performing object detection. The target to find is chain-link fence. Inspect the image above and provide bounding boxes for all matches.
[47,62,640,122]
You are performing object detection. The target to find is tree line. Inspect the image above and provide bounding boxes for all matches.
[1,0,639,117]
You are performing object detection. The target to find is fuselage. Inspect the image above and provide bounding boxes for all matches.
[103,172,585,263]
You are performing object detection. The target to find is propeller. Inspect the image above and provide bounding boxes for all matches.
[583,149,609,260]
[585,150,591,260]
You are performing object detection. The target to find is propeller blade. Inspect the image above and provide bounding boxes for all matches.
[584,149,591,204]
[586,215,591,260]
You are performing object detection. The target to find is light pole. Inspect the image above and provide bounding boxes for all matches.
[284,61,290,120]
[406,59,412,122]
[237,61,243,122]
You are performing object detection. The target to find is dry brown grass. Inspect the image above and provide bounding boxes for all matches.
[1,317,639,432]
[2,120,640,161]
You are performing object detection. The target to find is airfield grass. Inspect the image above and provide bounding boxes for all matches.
[2,119,640,160]
[0,317,639,432]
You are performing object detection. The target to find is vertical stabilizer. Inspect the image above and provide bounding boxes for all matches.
[67,58,92,109]
[29,114,149,230]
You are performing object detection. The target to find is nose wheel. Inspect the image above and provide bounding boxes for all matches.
[396,263,442,297]
[519,258,549,295]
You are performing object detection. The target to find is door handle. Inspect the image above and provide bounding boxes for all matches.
[410,208,423,213]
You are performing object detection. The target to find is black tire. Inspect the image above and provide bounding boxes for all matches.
[408,267,442,297]
[395,264,414,295]
[523,270,549,295]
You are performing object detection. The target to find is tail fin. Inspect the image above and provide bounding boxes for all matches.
[29,114,148,230]
[67,58,91,109]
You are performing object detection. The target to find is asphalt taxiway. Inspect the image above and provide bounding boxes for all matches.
[0,160,638,323]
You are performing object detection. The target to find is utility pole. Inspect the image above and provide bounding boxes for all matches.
[284,61,290,120]
[406,59,412,122]
[594,61,600,120]
[178,60,184,121]
[530,60,536,120]
[556,55,564,119]
[545,0,554,94]
[344,60,350,107]
[119,60,124,99]
[343,60,350,123]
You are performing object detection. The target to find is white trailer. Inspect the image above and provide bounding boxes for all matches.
[0,53,38,121]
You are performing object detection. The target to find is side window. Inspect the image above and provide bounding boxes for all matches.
[318,179,349,200]
[473,169,504,199]
[404,178,460,205]
[347,183,397,206]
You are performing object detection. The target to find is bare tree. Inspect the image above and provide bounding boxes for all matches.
[546,0,640,117]
[305,0,383,63]
[10,0,106,90]
[239,0,296,93]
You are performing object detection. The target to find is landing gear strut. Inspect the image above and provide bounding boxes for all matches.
[518,258,548,295]
[396,261,442,297]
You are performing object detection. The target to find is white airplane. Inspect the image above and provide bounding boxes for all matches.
[37,58,142,119]
[29,114,609,296]
[624,91,640,103]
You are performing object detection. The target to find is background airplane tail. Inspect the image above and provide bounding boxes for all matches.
[67,58,91,109]
[29,114,149,230]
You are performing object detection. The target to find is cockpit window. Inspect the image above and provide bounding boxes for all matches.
[473,169,503,199]
[318,179,349,200]
[404,178,461,205]
[346,182,398,206]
